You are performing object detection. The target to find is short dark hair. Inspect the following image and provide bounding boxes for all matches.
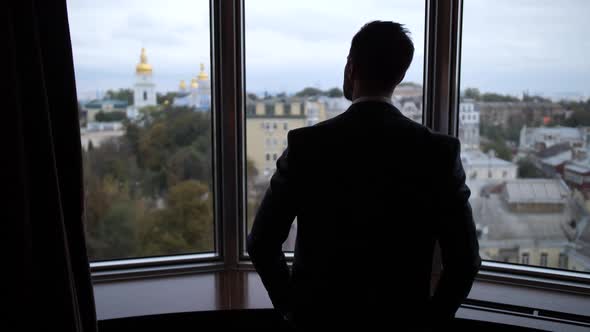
[349,21,414,89]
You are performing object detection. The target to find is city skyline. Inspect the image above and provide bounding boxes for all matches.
[68,0,590,100]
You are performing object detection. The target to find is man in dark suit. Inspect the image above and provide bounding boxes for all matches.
[247,21,481,330]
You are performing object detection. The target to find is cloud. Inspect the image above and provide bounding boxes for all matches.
[67,0,590,98]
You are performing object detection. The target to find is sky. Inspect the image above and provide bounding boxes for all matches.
[67,0,590,100]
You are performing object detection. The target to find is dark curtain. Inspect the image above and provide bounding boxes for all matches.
[4,0,97,331]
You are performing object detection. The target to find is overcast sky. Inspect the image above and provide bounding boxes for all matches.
[67,0,590,100]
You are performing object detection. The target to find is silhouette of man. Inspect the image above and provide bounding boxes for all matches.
[247,21,481,330]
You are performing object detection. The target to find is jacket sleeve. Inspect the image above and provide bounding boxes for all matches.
[430,138,481,324]
[246,131,298,315]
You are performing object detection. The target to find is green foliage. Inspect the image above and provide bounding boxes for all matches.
[95,111,127,122]
[461,88,519,102]
[563,110,590,127]
[326,87,344,97]
[480,93,520,102]
[481,140,513,161]
[105,88,134,105]
[294,86,344,98]
[517,159,545,178]
[140,180,214,255]
[463,88,481,100]
[295,87,323,97]
[83,106,215,260]
[157,92,179,105]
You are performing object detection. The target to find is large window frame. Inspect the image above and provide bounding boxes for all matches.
[88,0,590,309]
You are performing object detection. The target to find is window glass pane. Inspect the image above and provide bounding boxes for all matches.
[459,0,590,272]
[68,0,214,261]
[245,0,426,251]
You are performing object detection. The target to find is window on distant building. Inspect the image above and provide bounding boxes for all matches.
[540,253,548,267]
[559,253,568,269]
[521,253,530,265]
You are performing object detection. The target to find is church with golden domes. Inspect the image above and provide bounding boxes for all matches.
[173,63,211,110]
[126,48,211,119]
[127,48,157,119]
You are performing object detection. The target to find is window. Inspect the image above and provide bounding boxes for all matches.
[266,153,270,161]
[540,253,548,267]
[559,253,569,269]
[459,0,590,273]
[521,253,529,265]
[273,153,278,161]
[69,0,214,261]
[244,0,426,248]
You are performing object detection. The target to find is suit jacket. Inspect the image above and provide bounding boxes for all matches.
[247,100,481,329]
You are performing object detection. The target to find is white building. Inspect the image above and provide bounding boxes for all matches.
[320,96,351,119]
[173,63,211,110]
[519,126,587,153]
[462,149,518,181]
[127,48,157,119]
[459,100,480,150]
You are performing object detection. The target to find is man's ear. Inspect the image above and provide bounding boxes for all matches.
[346,61,355,80]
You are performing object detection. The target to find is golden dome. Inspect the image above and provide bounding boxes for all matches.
[136,48,153,74]
[190,77,199,89]
[179,79,187,90]
[197,63,208,81]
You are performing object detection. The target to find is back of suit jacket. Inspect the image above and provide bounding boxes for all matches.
[248,100,481,329]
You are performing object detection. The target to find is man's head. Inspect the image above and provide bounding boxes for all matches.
[343,21,414,101]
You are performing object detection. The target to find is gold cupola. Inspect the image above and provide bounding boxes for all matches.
[179,79,187,90]
[197,63,208,81]
[190,77,199,89]
[135,48,153,74]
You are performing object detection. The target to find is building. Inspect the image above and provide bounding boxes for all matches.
[173,63,212,110]
[564,162,590,190]
[127,48,157,119]
[458,100,480,150]
[462,149,517,181]
[478,101,566,129]
[83,99,128,123]
[519,126,587,153]
[80,124,125,150]
[246,97,327,177]
[393,96,422,123]
[319,96,351,119]
[470,179,587,270]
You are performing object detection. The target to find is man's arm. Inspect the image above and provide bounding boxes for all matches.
[430,139,481,324]
[247,135,297,316]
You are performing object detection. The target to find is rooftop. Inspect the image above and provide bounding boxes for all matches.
[503,179,570,205]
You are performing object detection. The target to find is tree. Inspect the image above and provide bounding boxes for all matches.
[481,140,512,161]
[480,92,519,102]
[139,180,214,255]
[463,88,481,100]
[95,111,127,122]
[247,93,259,100]
[564,110,590,127]
[157,92,179,105]
[105,88,133,105]
[326,87,344,97]
[295,87,323,97]
[517,159,545,178]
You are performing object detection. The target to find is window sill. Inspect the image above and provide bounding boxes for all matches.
[91,253,223,282]
[478,261,590,295]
